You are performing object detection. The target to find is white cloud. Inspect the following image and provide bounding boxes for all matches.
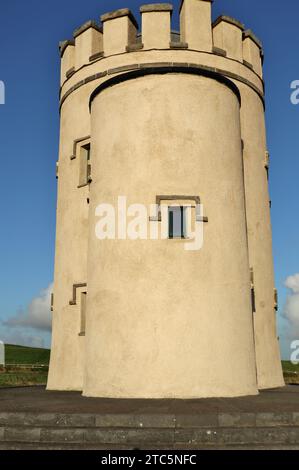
[0,330,45,349]
[3,283,53,332]
[283,274,299,338]
[285,273,299,293]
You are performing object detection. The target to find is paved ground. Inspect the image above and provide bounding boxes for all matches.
[0,385,298,414]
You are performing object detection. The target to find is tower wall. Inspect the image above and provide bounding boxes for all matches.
[48,0,284,396]
[47,88,91,390]
[85,73,257,398]
[237,82,284,389]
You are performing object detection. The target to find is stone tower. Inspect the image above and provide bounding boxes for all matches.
[48,0,284,398]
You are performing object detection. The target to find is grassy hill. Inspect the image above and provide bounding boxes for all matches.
[282,360,299,384]
[0,345,50,388]
[4,344,50,365]
[1,345,298,388]
[3,346,297,371]
[282,361,299,373]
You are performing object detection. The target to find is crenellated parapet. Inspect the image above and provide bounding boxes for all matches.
[59,1,265,105]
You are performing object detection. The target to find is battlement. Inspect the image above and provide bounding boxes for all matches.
[59,0,264,86]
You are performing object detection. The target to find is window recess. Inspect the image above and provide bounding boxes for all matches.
[78,143,92,188]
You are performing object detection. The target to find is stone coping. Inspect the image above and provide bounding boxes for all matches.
[213,46,227,57]
[243,29,263,50]
[73,20,102,39]
[179,0,214,14]
[212,15,245,31]
[140,3,173,13]
[100,8,139,29]
[89,51,104,62]
[59,40,75,58]
[169,42,188,49]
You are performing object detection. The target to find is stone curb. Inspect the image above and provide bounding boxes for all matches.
[1,425,299,446]
[1,411,299,428]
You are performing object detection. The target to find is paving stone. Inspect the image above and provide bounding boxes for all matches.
[256,412,293,427]
[175,427,298,446]
[218,412,256,427]
[40,427,86,443]
[25,413,96,427]
[292,412,299,425]
[0,412,26,426]
[85,428,174,445]
[95,413,175,428]
[4,426,41,442]
[175,428,219,445]
[176,413,218,428]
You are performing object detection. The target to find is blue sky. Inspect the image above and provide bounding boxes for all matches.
[0,0,298,358]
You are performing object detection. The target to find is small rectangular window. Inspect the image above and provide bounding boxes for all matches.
[250,268,256,314]
[251,287,256,314]
[80,292,87,335]
[78,143,91,187]
[168,206,187,239]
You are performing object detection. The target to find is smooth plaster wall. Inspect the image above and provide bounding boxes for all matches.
[83,74,258,398]
[237,81,285,390]
[47,86,92,391]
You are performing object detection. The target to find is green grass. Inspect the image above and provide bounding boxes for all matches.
[282,361,299,374]
[0,370,48,387]
[0,344,50,388]
[282,361,299,384]
[4,344,50,365]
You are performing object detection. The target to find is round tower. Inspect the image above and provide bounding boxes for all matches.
[47,0,284,398]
